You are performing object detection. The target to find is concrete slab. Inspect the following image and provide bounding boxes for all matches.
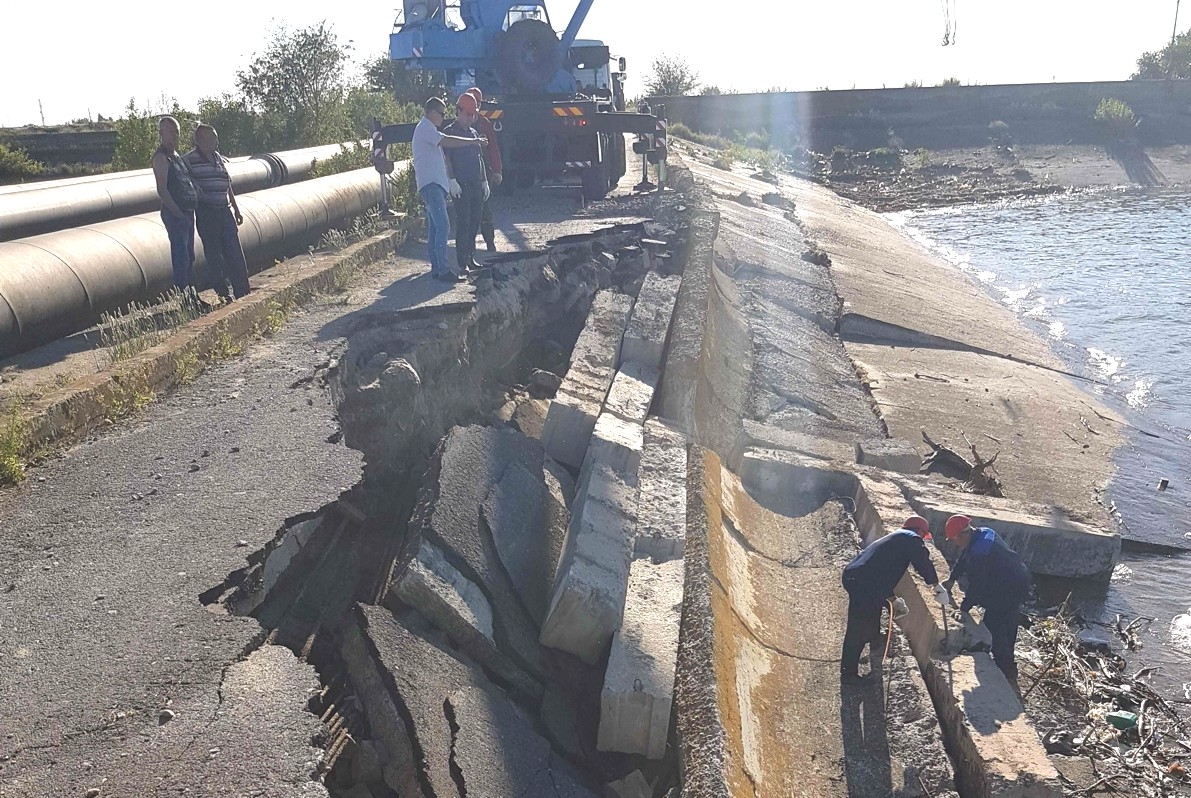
[448,685,598,798]
[855,437,922,474]
[622,271,681,371]
[847,342,1120,529]
[541,465,638,665]
[910,488,1120,579]
[417,425,549,678]
[605,770,652,798]
[542,388,602,470]
[598,557,684,759]
[482,460,553,626]
[604,363,659,426]
[390,537,542,703]
[635,418,688,561]
[924,653,1062,798]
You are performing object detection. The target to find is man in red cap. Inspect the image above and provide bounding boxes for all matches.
[465,88,502,252]
[840,516,950,683]
[442,92,487,274]
[941,515,1032,683]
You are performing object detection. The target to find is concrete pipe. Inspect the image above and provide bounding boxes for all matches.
[0,164,391,356]
[0,141,365,242]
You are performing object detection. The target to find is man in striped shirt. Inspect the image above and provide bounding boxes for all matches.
[184,124,250,302]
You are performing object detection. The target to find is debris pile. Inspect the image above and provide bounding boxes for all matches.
[1018,604,1191,796]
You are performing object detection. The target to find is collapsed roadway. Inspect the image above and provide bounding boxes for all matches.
[0,143,1122,797]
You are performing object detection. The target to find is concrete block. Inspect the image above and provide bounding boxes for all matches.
[577,411,644,492]
[911,490,1120,579]
[604,364,659,426]
[623,271,681,371]
[543,290,634,468]
[635,418,688,562]
[598,557,684,759]
[855,437,922,474]
[542,388,602,469]
[570,289,634,372]
[541,465,638,664]
[923,653,1061,797]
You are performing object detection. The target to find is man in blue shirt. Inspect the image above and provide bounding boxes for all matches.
[942,514,1033,682]
[841,515,950,683]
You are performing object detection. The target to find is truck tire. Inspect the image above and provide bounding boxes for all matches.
[581,165,609,201]
[495,20,561,93]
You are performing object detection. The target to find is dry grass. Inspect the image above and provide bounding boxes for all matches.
[99,288,203,362]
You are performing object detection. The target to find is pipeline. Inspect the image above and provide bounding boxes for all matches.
[0,141,367,241]
[0,163,399,357]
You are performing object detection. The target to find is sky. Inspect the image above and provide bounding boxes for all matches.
[0,1,1185,127]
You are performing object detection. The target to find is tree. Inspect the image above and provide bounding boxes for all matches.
[1133,30,1191,79]
[111,98,197,170]
[644,55,700,97]
[363,54,449,105]
[236,22,352,146]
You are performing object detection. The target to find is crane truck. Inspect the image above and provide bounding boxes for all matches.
[370,0,665,202]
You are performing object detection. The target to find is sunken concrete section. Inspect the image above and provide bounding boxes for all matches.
[542,289,635,468]
[907,488,1120,579]
[622,270,682,371]
[597,556,685,759]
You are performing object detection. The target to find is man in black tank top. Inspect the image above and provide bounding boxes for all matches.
[151,116,208,310]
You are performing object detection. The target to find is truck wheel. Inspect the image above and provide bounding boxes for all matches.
[581,165,609,201]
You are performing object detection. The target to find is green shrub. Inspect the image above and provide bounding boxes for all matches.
[0,143,45,181]
[112,98,197,170]
[311,141,372,178]
[1094,98,1137,138]
[939,77,962,87]
[867,147,902,169]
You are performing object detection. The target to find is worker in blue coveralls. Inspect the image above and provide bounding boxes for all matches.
[941,514,1033,684]
[840,515,951,684]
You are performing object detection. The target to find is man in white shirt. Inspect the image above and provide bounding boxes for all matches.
[413,97,486,282]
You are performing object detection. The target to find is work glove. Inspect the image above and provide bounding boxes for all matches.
[482,180,491,202]
[934,584,953,608]
[491,171,503,187]
[891,596,909,620]
[448,179,462,198]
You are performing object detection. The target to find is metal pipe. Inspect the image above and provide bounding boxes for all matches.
[0,163,399,356]
[0,141,366,242]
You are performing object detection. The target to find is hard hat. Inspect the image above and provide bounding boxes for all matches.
[466,87,483,104]
[457,93,478,113]
[944,515,973,541]
[902,515,930,537]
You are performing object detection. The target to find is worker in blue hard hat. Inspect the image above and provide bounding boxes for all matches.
[941,515,1032,683]
[840,515,950,684]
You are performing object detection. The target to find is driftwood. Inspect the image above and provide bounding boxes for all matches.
[1021,605,1191,797]
[920,430,1005,497]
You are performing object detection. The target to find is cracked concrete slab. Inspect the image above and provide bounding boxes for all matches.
[417,425,551,678]
[482,459,556,627]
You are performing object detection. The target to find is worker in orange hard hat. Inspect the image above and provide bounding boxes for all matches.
[940,514,1032,683]
[840,515,950,684]
[465,88,502,253]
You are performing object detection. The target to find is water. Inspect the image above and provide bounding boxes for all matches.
[888,189,1191,700]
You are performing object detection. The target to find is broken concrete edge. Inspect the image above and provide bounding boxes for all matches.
[14,228,406,465]
[672,443,731,798]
